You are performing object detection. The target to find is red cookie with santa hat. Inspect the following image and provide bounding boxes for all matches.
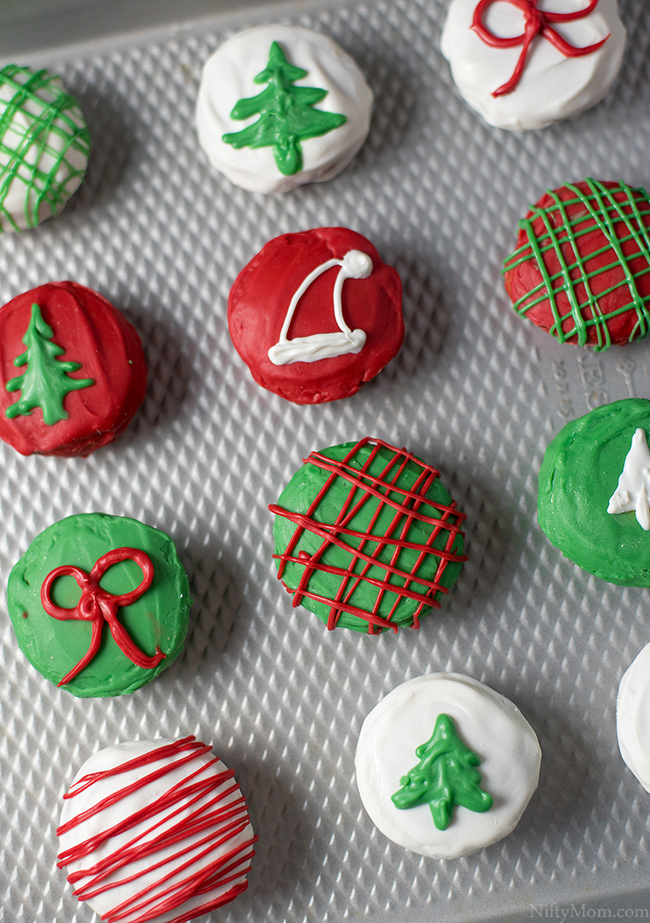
[0,281,147,456]
[228,227,403,404]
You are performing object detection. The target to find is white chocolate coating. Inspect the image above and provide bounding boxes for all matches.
[355,673,541,858]
[440,0,626,131]
[58,739,255,923]
[617,644,650,793]
[196,25,373,194]
[0,67,89,232]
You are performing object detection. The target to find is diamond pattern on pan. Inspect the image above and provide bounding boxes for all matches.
[0,0,649,921]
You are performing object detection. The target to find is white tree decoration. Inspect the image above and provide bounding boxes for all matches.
[607,428,650,531]
[267,249,372,366]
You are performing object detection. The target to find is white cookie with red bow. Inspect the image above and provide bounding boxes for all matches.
[441,0,626,131]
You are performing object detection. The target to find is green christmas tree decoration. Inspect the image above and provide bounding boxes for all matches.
[391,713,493,831]
[5,302,94,425]
[222,41,347,176]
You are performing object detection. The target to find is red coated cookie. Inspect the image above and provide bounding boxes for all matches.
[228,227,403,404]
[503,179,650,350]
[0,281,147,456]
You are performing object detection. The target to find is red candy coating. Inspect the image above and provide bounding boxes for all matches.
[228,227,403,404]
[0,281,147,456]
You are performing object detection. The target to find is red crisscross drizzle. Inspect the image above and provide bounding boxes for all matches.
[57,736,258,923]
[270,438,467,634]
[471,0,610,97]
[41,547,164,685]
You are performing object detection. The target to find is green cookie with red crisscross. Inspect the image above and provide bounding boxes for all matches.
[270,438,467,634]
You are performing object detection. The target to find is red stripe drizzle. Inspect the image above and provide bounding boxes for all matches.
[57,737,257,923]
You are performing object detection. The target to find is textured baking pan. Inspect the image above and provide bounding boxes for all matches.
[0,0,649,921]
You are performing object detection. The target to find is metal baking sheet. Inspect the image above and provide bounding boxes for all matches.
[1,0,650,920]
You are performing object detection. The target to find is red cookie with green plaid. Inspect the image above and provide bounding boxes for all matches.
[503,179,650,351]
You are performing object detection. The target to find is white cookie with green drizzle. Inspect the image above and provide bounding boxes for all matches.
[196,25,373,194]
[0,65,90,232]
[355,674,541,858]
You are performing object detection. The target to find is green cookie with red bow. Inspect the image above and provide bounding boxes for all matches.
[7,513,191,697]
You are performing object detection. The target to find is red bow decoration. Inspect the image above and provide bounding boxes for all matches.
[41,547,164,686]
[471,0,610,98]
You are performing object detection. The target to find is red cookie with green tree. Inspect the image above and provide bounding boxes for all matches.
[0,281,147,456]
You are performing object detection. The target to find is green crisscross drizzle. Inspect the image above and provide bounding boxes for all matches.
[503,179,650,351]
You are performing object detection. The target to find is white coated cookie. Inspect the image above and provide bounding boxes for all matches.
[355,674,541,858]
[196,25,373,194]
[0,65,90,232]
[440,0,626,131]
[617,643,650,793]
[58,738,256,923]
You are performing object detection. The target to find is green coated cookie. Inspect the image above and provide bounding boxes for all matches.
[538,399,650,586]
[270,438,467,634]
[7,513,192,696]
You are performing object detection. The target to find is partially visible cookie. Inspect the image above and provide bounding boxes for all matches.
[7,513,191,697]
[355,674,541,858]
[0,65,90,231]
[617,643,650,793]
[270,438,467,633]
[441,0,625,131]
[58,737,257,922]
[538,399,650,586]
[229,227,403,404]
[196,25,373,194]
[503,180,650,350]
[0,281,147,456]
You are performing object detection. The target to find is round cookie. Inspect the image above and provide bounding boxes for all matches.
[355,674,541,858]
[617,643,650,793]
[0,281,147,456]
[58,736,257,922]
[7,513,192,697]
[441,0,625,132]
[0,64,90,232]
[229,227,403,404]
[503,179,650,350]
[270,438,467,633]
[537,399,650,586]
[196,24,373,194]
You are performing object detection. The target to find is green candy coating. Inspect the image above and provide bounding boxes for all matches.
[7,513,191,697]
[538,399,650,586]
[272,440,466,633]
